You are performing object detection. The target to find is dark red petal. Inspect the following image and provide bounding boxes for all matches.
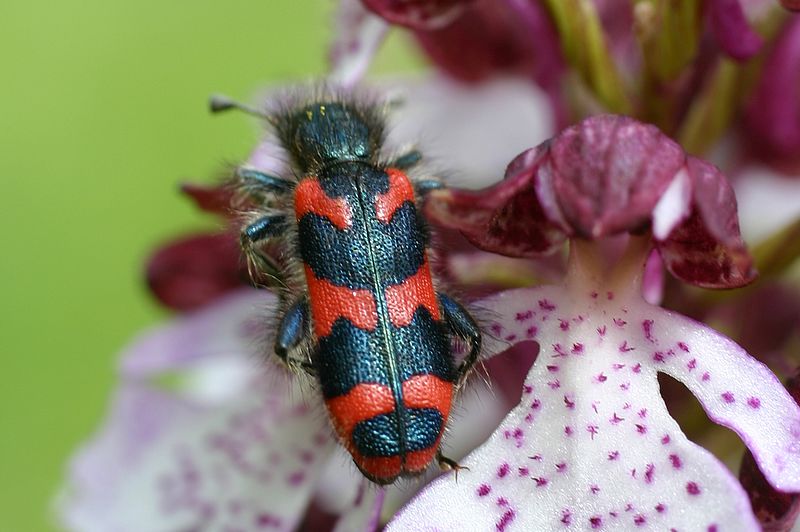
[739,371,800,531]
[411,0,563,87]
[361,0,473,29]
[706,0,763,61]
[180,182,235,217]
[783,0,800,12]
[541,115,685,238]
[424,145,567,257]
[657,157,756,288]
[742,17,800,164]
[146,232,247,312]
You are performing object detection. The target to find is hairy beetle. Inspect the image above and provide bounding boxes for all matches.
[214,88,481,485]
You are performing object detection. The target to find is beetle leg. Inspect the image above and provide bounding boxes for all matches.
[240,214,287,287]
[415,179,444,197]
[392,149,422,170]
[436,450,469,481]
[438,292,482,386]
[274,297,315,376]
[236,167,293,195]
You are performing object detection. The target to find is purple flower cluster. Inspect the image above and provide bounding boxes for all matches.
[60,1,800,531]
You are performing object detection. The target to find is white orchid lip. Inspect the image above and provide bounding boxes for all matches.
[388,239,800,531]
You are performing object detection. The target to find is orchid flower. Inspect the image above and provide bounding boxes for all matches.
[60,0,800,530]
[388,114,800,531]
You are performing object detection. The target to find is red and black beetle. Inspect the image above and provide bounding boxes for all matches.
[217,88,481,484]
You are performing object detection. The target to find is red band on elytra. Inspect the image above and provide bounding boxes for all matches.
[294,177,352,229]
[375,168,415,224]
[304,265,377,337]
[384,259,440,327]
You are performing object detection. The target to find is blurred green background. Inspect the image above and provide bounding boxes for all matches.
[0,2,417,530]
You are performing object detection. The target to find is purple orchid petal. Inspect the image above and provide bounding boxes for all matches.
[782,0,800,11]
[424,145,567,257]
[120,290,267,378]
[332,482,385,532]
[656,157,756,288]
[642,250,664,306]
[389,283,800,530]
[360,0,473,30]
[426,115,756,288]
[61,292,336,532]
[329,0,388,88]
[742,17,800,164]
[739,371,800,531]
[538,116,685,238]
[706,0,763,60]
[145,233,247,313]
[409,0,564,88]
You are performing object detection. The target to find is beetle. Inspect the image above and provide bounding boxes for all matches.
[213,89,482,485]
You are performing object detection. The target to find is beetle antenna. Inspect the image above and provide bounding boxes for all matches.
[209,94,276,125]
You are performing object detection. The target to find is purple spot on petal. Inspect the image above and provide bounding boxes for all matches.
[590,516,603,529]
[539,299,556,311]
[652,351,665,363]
[655,503,666,513]
[560,319,569,331]
[534,477,548,487]
[549,379,561,389]
[687,358,697,370]
[490,323,503,335]
[523,384,533,394]
[596,373,608,383]
[553,344,567,357]
[564,395,575,409]
[702,372,710,382]
[614,318,627,327]
[610,413,624,424]
[565,426,574,436]
[505,334,517,342]
[661,434,671,445]
[678,341,689,352]
[561,510,572,525]
[287,471,305,486]
[607,291,614,300]
[518,466,529,476]
[619,341,634,353]
[708,525,717,532]
[547,365,559,372]
[591,291,599,299]
[638,408,647,418]
[256,514,282,528]
[496,509,515,531]
[608,450,620,460]
[530,454,542,461]
[572,343,584,354]
[747,397,761,409]
[477,484,491,497]
[669,454,682,469]
[556,462,567,473]
[497,497,508,507]
[526,325,538,338]
[516,310,533,322]
[590,484,600,494]
[587,424,599,439]
[721,391,735,403]
[645,464,654,483]
[498,463,510,478]
[634,515,646,526]
[636,424,647,434]
[597,325,607,337]
[642,319,655,342]
[632,363,641,373]
[531,399,541,410]
[613,363,625,370]
[686,481,701,495]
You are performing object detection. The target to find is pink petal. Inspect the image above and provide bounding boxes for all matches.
[329,0,388,88]
[657,158,756,288]
[332,482,385,532]
[706,0,763,61]
[389,284,800,530]
[360,0,472,30]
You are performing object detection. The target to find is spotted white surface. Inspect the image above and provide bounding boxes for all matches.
[389,286,800,531]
